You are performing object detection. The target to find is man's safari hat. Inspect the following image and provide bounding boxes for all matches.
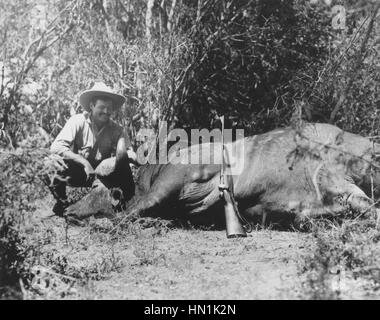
[79,82,126,111]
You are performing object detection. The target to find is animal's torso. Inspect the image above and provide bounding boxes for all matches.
[135,123,374,219]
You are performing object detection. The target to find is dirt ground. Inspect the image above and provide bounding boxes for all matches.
[23,195,315,300]
[24,195,380,300]
[90,229,311,300]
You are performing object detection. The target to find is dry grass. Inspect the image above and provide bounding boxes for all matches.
[298,213,380,300]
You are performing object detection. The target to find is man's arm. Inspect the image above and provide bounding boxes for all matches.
[50,115,95,178]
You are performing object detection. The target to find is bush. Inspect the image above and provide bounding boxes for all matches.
[0,144,50,298]
[169,0,332,134]
[304,1,380,136]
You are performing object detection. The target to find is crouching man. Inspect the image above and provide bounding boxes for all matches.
[46,82,136,217]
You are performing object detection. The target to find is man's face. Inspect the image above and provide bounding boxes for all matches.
[90,98,114,127]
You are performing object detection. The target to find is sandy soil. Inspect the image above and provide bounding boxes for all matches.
[27,197,313,300]
[90,229,311,300]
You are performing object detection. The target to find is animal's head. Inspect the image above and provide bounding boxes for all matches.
[64,184,127,224]
[64,138,135,224]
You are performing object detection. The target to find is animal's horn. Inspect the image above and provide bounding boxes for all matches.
[115,137,128,166]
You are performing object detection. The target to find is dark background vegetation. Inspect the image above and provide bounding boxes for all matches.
[0,0,379,298]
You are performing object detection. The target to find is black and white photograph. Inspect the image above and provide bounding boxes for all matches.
[0,0,380,302]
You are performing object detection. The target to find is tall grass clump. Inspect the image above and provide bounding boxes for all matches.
[0,138,51,298]
[300,214,380,299]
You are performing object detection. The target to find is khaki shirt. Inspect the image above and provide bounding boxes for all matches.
[50,112,130,167]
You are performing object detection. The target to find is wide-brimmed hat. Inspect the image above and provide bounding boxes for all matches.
[79,82,126,111]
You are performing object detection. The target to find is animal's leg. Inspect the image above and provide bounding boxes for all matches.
[294,184,377,229]
[340,184,380,224]
[123,166,185,218]
[319,165,377,216]
[293,203,348,228]
[123,191,169,218]
[325,179,376,216]
[344,184,374,214]
[242,205,267,227]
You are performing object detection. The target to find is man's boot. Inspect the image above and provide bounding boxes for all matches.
[41,174,69,217]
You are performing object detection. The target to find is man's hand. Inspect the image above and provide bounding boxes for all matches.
[61,150,95,184]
